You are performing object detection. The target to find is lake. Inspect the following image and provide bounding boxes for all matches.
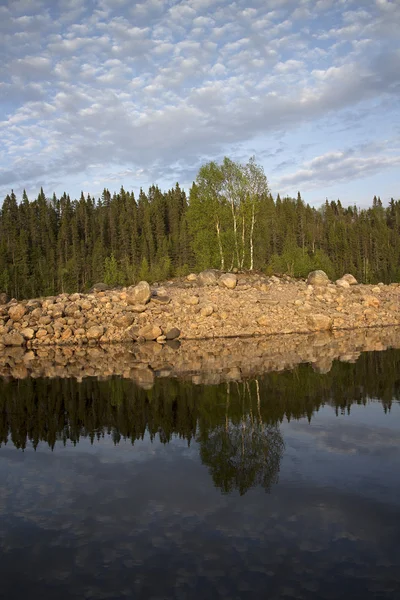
[0,346,399,599]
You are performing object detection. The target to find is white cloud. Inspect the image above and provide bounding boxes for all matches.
[0,0,399,202]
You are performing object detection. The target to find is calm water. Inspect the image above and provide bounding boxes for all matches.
[1,349,400,599]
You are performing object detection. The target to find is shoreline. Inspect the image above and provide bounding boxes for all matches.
[1,270,400,350]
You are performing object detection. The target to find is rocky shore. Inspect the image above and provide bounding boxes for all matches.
[1,269,400,350]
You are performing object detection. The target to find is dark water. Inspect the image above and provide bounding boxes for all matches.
[1,350,400,599]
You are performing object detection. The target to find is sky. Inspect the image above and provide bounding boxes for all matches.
[0,0,399,208]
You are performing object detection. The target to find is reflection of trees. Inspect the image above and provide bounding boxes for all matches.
[198,381,285,495]
[0,348,398,454]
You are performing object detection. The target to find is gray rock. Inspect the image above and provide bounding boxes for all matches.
[307,270,330,286]
[165,327,180,340]
[127,281,151,305]
[198,270,218,286]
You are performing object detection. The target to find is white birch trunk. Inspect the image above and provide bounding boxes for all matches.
[216,219,224,271]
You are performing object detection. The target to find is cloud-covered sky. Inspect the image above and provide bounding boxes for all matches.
[0,0,399,207]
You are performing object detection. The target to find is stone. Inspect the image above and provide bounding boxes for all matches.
[2,331,25,346]
[151,295,171,304]
[184,295,199,305]
[200,305,214,317]
[8,304,27,321]
[219,273,237,289]
[86,325,104,340]
[187,273,197,281]
[138,324,162,341]
[36,329,48,339]
[307,270,330,286]
[0,292,10,305]
[61,328,73,342]
[69,293,81,302]
[126,304,147,313]
[307,314,333,331]
[257,315,269,326]
[341,274,358,285]
[126,281,151,305]
[20,328,35,340]
[363,295,380,308]
[113,314,135,328]
[165,327,180,340]
[336,278,350,289]
[198,270,218,286]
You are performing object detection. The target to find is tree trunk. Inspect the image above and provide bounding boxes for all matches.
[230,202,240,268]
[249,203,255,271]
[216,218,224,271]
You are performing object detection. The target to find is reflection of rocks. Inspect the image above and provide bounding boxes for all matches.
[1,327,400,388]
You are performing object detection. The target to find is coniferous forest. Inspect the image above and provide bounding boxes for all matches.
[0,157,399,300]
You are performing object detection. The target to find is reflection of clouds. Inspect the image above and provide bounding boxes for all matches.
[289,417,400,457]
[1,408,400,598]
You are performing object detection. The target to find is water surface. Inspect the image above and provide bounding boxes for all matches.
[1,349,399,599]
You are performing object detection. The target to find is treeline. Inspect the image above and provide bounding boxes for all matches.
[0,157,399,299]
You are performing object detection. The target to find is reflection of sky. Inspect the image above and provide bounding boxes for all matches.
[1,402,400,599]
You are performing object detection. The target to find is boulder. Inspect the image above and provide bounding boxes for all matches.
[2,331,25,346]
[219,273,237,289]
[0,292,9,305]
[336,278,350,289]
[165,327,180,340]
[198,270,218,286]
[113,314,135,329]
[138,324,162,341]
[341,273,358,285]
[307,314,333,331]
[126,281,151,305]
[307,270,330,286]
[86,325,104,340]
[21,327,35,340]
[8,304,27,321]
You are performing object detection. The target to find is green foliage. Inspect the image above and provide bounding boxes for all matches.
[0,174,399,299]
[104,253,123,286]
[138,257,151,282]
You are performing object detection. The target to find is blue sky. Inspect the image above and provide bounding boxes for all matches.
[0,0,399,207]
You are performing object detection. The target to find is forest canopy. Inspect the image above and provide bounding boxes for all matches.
[0,157,399,299]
